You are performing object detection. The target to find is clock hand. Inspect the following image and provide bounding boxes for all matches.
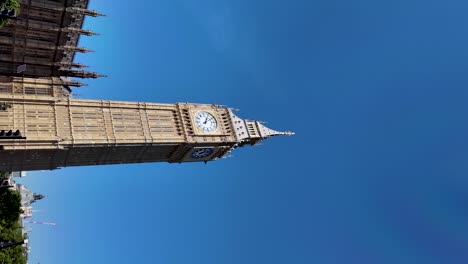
[204,118,208,124]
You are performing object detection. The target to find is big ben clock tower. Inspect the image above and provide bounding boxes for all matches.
[0,0,293,172]
[0,93,293,171]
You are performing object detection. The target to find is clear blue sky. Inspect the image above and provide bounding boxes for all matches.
[17,0,468,263]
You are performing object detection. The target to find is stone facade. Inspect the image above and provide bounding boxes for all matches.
[0,0,101,79]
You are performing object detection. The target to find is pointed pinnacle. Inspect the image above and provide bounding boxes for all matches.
[63,80,88,87]
[60,70,107,79]
[66,7,106,17]
[257,122,294,138]
[70,62,89,68]
[82,9,105,17]
[63,28,99,36]
[60,46,94,53]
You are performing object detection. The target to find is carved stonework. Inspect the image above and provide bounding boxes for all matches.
[0,0,103,79]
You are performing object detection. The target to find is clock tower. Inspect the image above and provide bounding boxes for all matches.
[0,91,293,171]
[0,0,293,172]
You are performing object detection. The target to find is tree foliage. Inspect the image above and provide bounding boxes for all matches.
[0,0,20,29]
[0,189,26,264]
[0,244,26,264]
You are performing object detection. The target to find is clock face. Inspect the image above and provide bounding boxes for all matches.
[191,148,214,159]
[194,111,218,133]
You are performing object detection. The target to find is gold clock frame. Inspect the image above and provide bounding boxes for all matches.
[190,109,222,135]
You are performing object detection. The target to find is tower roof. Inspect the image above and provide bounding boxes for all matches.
[228,109,294,147]
[257,123,295,138]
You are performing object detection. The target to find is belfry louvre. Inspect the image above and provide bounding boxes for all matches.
[0,0,293,172]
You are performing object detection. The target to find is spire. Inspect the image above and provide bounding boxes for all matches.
[257,123,295,138]
[62,28,99,36]
[59,46,94,53]
[57,62,88,68]
[61,79,87,87]
[66,7,105,17]
[228,109,294,147]
[60,70,107,79]
[32,194,45,203]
